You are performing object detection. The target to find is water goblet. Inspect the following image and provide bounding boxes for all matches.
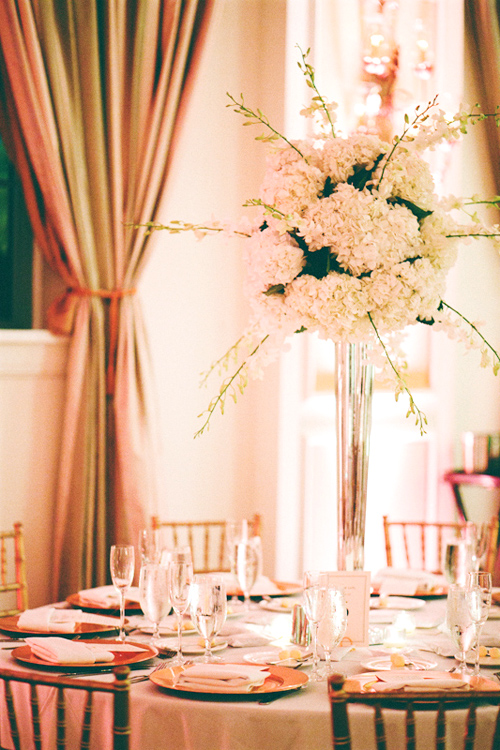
[446,584,478,674]
[302,570,327,681]
[168,547,194,664]
[467,571,492,675]
[138,562,171,646]
[235,536,262,613]
[189,575,227,663]
[317,585,348,679]
[110,544,135,641]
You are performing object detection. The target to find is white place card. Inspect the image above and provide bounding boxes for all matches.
[322,571,371,647]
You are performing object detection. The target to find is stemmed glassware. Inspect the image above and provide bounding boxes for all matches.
[138,528,160,565]
[189,575,227,662]
[168,547,194,664]
[302,570,327,681]
[235,535,262,613]
[444,539,472,586]
[138,562,171,646]
[446,583,480,674]
[110,544,135,641]
[317,584,348,679]
[467,571,492,675]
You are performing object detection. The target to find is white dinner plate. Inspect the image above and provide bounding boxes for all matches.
[370,596,426,611]
[360,657,437,672]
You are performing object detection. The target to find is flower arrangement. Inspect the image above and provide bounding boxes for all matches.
[141,49,500,437]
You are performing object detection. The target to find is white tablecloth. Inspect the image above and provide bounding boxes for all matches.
[1,596,500,750]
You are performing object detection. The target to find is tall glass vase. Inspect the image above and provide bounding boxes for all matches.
[335,342,374,571]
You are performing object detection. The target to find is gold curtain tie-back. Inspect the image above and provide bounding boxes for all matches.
[69,287,137,300]
[69,286,137,395]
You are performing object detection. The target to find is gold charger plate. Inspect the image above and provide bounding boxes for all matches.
[226,581,302,599]
[150,664,308,698]
[11,639,157,671]
[66,593,142,614]
[0,615,122,639]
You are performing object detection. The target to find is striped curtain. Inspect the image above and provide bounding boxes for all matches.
[0,0,214,598]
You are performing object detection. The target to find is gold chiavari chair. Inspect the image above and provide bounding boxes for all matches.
[0,665,130,750]
[0,522,28,617]
[151,514,262,573]
[328,673,500,750]
[382,515,499,575]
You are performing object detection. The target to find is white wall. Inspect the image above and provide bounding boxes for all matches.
[0,331,68,607]
[139,0,287,577]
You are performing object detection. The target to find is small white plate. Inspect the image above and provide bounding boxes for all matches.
[466,649,500,667]
[179,635,228,655]
[258,598,299,613]
[370,596,426,611]
[243,649,311,667]
[360,656,437,672]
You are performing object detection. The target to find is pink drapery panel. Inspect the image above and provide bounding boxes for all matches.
[0,0,214,598]
[466,0,500,195]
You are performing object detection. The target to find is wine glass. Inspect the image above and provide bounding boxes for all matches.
[467,571,492,675]
[109,544,135,641]
[317,585,348,679]
[446,584,478,674]
[189,575,227,662]
[444,540,472,585]
[138,528,160,565]
[168,547,194,664]
[235,536,262,613]
[138,562,171,646]
[302,570,327,681]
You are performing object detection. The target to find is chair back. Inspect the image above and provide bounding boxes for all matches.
[0,522,28,616]
[150,514,262,573]
[0,665,130,750]
[328,673,500,750]
[382,515,499,575]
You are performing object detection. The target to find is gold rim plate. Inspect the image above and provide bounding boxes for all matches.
[12,638,157,670]
[0,615,122,638]
[150,663,308,696]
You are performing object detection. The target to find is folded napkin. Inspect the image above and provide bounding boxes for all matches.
[374,568,446,596]
[77,585,141,608]
[176,664,270,692]
[371,677,468,692]
[25,637,115,664]
[18,607,80,633]
[226,632,273,648]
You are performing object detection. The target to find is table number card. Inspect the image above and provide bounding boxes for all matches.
[324,571,371,647]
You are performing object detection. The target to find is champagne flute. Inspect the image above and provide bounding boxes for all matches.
[302,570,327,681]
[444,540,472,585]
[138,562,171,646]
[189,575,227,662]
[110,544,135,641]
[446,584,478,674]
[138,528,160,565]
[467,571,492,675]
[317,585,348,679]
[168,547,194,664]
[235,536,262,613]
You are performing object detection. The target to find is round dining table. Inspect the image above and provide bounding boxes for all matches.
[1,593,500,750]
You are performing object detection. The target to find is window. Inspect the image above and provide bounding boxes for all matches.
[0,137,32,329]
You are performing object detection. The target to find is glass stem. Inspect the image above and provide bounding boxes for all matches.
[204,638,212,662]
[474,624,483,675]
[311,623,319,672]
[118,590,126,641]
[177,613,184,660]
